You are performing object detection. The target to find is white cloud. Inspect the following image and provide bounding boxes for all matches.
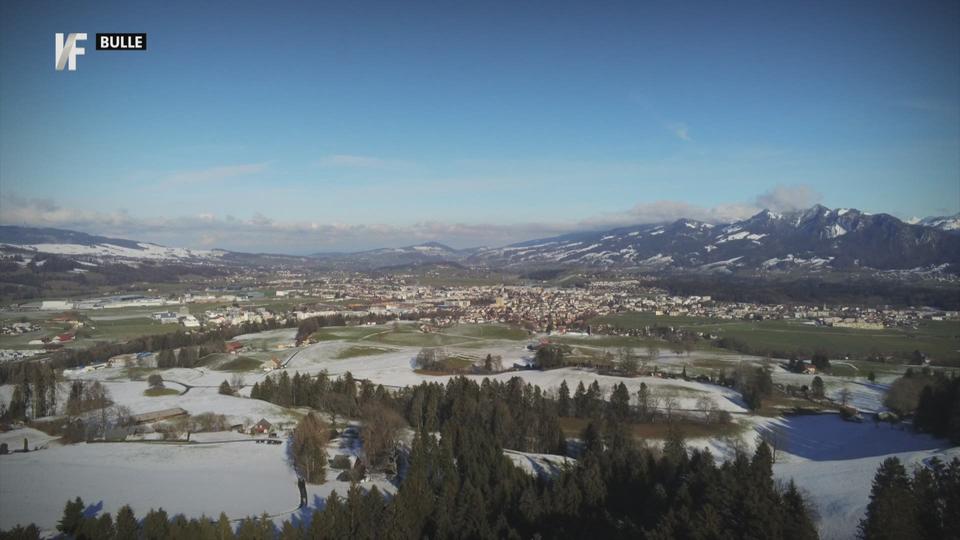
[754,184,822,212]
[0,184,831,253]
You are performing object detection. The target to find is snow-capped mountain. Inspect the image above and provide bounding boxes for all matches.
[311,241,472,268]
[469,205,960,272]
[0,226,222,262]
[3,205,958,273]
[917,213,960,233]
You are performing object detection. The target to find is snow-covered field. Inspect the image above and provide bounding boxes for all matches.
[0,429,395,535]
[287,342,749,412]
[2,326,955,537]
[769,414,956,540]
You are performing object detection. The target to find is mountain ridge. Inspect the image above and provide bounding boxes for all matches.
[1,205,958,272]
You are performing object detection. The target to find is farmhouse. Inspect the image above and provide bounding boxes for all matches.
[251,418,272,434]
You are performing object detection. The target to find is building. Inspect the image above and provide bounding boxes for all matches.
[251,418,272,434]
[179,315,200,328]
[153,312,179,324]
[40,300,73,311]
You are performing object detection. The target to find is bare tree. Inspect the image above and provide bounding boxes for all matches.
[619,347,638,376]
[838,387,853,407]
[360,403,407,471]
[230,373,245,391]
[662,391,678,423]
[758,428,789,463]
[695,395,717,422]
[291,413,329,483]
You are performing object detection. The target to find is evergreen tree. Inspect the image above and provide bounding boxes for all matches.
[811,376,825,399]
[115,505,138,539]
[859,457,918,539]
[141,508,170,540]
[558,380,571,417]
[57,497,85,536]
[608,382,631,421]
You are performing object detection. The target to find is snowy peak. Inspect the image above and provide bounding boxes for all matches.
[468,205,960,272]
[0,226,219,262]
[919,213,960,233]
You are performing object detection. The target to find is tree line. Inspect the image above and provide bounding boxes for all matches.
[859,455,960,539]
[3,375,820,540]
[0,318,296,385]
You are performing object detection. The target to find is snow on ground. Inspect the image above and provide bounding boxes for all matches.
[779,446,960,540]
[100,382,296,426]
[232,328,297,343]
[0,427,59,451]
[768,414,956,540]
[0,438,296,533]
[504,449,574,478]
[287,343,748,412]
[13,242,213,261]
[772,372,890,413]
[0,432,395,535]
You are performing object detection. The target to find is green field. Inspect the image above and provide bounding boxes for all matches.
[442,323,529,341]
[334,345,396,359]
[594,312,960,363]
[87,318,182,342]
[215,356,263,372]
[143,387,181,397]
[311,324,484,348]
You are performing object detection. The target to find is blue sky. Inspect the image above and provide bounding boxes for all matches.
[1,0,957,253]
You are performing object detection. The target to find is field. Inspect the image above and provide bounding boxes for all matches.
[214,356,264,372]
[334,345,396,359]
[768,414,957,540]
[143,387,181,397]
[594,312,960,363]
[0,431,396,535]
[0,324,955,538]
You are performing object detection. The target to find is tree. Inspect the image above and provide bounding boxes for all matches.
[619,347,638,376]
[637,382,651,421]
[781,481,818,540]
[141,508,170,540]
[663,424,686,463]
[557,380,571,417]
[839,387,852,407]
[534,345,565,370]
[811,376,825,399]
[291,413,329,483]
[219,380,234,396]
[811,351,831,371]
[115,505,138,539]
[608,383,631,421]
[858,457,917,539]
[147,374,164,389]
[573,381,588,418]
[57,497,85,536]
[361,403,406,471]
[661,391,678,422]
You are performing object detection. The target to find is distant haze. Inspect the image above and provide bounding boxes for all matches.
[1,1,957,252]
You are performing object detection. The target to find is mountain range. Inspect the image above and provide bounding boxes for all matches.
[2,206,959,274]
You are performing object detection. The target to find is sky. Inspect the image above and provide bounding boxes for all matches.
[0,1,958,253]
